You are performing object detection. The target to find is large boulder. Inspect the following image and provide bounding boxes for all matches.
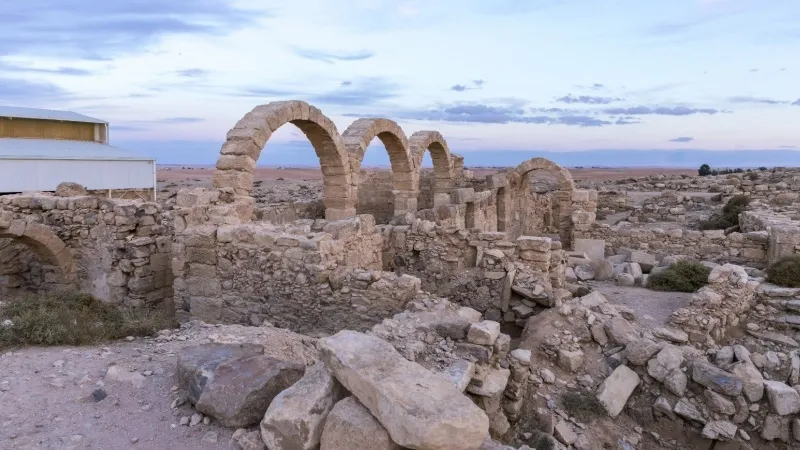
[177,344,264,403]
[320,397,403,450]
[260,362,346,450]
[55,181,87,197]
[194,354,304,428]
[319,330,489,450]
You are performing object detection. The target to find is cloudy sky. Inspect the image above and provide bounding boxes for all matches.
[1,0,799,165]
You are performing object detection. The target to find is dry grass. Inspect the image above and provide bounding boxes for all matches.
[0,292,176,349]
[561,390,606,422]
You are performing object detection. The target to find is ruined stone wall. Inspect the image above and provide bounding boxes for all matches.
[172,194,428,334]
[578,224,770,267]
[0,193,173,309]
[378,219,566,326]
[740,208,800,265]
[254,200,324,224]
[669,264,759,345]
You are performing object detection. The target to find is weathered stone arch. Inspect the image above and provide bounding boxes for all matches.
[409,130,454,207]
[503,157,576,244]
[507,157,575,192]
[343,118,416,215]
[0,220,75,281]
[212,100,355,221]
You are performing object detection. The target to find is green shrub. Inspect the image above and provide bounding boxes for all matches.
[766,256,800,288]
[647,261,711,292]
[698,164,711,176]
[699,195,750,230]
[0,292,175,349]
[561,390,606,422]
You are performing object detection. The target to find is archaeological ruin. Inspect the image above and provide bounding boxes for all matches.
[4,99,800,449]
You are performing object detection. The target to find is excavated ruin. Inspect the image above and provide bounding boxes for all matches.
[3,100,800,449]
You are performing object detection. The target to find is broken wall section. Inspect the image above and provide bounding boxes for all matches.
[378,218,567,326]
[0,193,173,309]
[172,187,422,334]
[576,224,770,268]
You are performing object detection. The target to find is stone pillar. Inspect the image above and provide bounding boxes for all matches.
[392,190,419,217]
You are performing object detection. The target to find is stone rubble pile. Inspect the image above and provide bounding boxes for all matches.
[517,262,800,447]
[172,298,554,450]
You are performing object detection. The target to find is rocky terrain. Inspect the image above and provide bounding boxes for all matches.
[4,101,800,449]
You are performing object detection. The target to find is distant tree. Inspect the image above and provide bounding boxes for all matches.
[759,166,768,171]
[698,164,712,176]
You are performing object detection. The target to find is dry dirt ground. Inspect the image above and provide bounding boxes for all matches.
[0,322,318,450]
[588,280,693,328]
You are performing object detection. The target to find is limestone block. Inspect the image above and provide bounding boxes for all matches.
[261,362,346,450]
[573,238,605,261]
[318,330,489,450]
[596,365,641,417]
[320,397,403,450]
[467,321,501,346]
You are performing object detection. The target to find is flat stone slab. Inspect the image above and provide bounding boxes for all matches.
[691,362,742,397]
[747,330,799,348]
[597,365,641,417]
[319,330,489,450]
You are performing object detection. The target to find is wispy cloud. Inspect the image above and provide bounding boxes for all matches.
[555,94,622,105]
[779,145,799,149]
[728,95,788,105]
[292,47,375,64]
[450,80,486,92]
[0,1,266,59]
[176,68,209,78]
[233,77,402,107]
[310,77,402,106]
[0,77,74,104]
[603,105,719,116]
[111,117,206,132]
[669,136,694,143]
[357,100,620,127]
[0,61,92,76]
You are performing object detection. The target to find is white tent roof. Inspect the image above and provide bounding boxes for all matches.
[0,138,153,161]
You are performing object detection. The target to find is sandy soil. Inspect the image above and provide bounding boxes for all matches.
[0,322,318,450]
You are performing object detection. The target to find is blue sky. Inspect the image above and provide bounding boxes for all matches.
[1,0,799,166]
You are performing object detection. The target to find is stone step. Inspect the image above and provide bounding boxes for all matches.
[772,315,800,330]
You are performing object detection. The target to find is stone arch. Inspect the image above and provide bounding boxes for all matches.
[504,157,576,244]
[409,130,455,207]
[343,118,416,216]
[508,157,575,192]
[0,220,75,282]
[212,100,355,221]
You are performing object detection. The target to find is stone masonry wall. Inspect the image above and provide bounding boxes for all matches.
[577,223,770,267]
[378,218,567,326]
[172,208,430,334]
[0,193,173,309]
